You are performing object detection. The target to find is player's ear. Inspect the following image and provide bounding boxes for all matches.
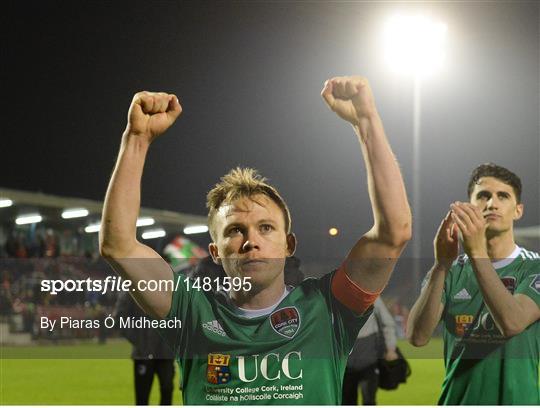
[208,243,222,265]
[286,233,297,256]
[514,203,524,221]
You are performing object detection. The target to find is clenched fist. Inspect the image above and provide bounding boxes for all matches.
[321,76,378,126]
[125,91,182,143]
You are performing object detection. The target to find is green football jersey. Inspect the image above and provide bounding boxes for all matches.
[438,246,540,405]
[161,270,372,405]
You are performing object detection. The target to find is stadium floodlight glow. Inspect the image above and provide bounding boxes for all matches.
[383,14,447,77]
[0,198,13,208]
[15,213,43,225]
[382,14,448,292]
[142,229,166,240]
[61,208,89,219]
[183,225,209,235]
[136,217,155,227]
[84,223,101,233]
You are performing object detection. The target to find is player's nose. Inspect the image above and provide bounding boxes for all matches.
[241,240,260,252]
[486,197,498,209]
[241,229,260,252]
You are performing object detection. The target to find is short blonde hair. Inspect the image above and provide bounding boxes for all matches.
[206,167,292,240]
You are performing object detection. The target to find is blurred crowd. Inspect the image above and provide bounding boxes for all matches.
[0,226,411,342]
[1,227,99,259]
[0,256,115,340]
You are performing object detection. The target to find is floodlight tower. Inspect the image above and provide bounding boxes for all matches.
[383,15,447,292]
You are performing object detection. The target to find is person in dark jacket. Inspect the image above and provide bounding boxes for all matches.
[342,298,398,405]
[114,292,175,405]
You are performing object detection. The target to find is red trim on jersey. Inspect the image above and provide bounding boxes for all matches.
[331,264,381,314]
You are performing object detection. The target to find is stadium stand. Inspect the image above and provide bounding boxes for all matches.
[0,188,208,344]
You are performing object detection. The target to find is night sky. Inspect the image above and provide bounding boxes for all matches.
[3,1,539,265]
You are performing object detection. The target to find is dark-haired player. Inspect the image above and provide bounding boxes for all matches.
[407,163,540,405]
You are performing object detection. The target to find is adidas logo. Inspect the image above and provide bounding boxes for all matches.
[454,288,472,300]
[203,320,227,337]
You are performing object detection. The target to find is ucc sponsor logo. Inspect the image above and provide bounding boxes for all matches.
[237,351,303,382]
[471,312,496,332]
[455,312,498,335]
[207,351,303,383]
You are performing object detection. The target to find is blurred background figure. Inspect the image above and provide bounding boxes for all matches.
[114,292,175,405]
[342,298,398,405]
[283,256,305,287]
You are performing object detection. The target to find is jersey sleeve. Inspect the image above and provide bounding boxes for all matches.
[317,268,374,356]
[515,259,540,308]
[157,271,197,356]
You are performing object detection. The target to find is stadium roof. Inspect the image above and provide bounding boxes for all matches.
[0,187,207,235]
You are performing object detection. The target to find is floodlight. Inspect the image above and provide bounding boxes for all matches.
[183,225,209,235]
[142,229,166,239]
[0,199,13,208]
[136,217,155,227]
[85,223,101,233]
[384,15,447,76]
[16,214,43,225]
[62,208,89,219]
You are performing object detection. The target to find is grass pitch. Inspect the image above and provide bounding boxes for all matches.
[378,340,444,405]
[1,339,445,405]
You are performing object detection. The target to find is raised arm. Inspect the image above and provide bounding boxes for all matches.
[99,92,182,319]
[407,212,458,346]
[321,76,412,293]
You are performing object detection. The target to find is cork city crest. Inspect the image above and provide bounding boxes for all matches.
[207,353,231,384]
[501,277,516,294]
[270,306,300,339]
